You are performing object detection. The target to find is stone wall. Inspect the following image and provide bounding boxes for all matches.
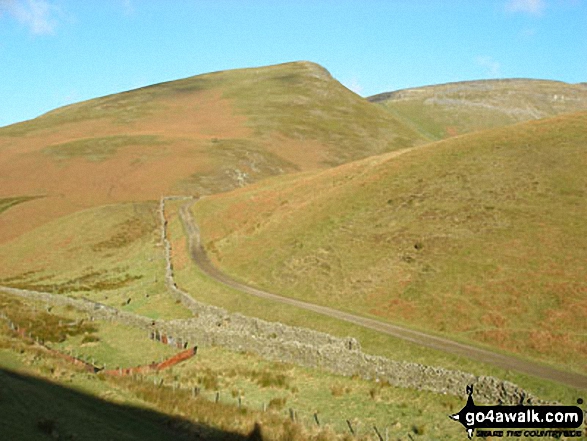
[158,197,544,405]
[0,197,550,406]
[0,286,153,329]
[0,274,542,405]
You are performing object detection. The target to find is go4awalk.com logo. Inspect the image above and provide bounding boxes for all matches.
[449,386,584,438]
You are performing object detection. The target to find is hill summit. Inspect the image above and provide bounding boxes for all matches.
[0,61,425,243]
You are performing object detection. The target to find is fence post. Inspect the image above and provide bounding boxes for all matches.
[373,425,384,441]
[314,413,320,426]
[346,420,355,437]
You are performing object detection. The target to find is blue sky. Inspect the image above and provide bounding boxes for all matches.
[1,0,585,128]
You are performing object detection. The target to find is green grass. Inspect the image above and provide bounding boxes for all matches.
[0,197,580,441]
[165,198,584,405]
[0,293,98,344]
[153,344,470,440]
[0,312,464,441]
[0,366,192,441]
[43,135,165,162]
[1,64,586,440]
[54,322,179,369]
[0,201,192,320]
[0,292,179,368]
[191,111,587,376]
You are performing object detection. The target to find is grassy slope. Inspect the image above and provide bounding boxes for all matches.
[0,201,192,320]
[0,286,469,441]
[0,294,196,441]
[0,329,280,441]
[0,61,425,244]
[0,292,179,369]
[167,199,582,404]
[193,111,587,375]
[0,366,197,441]
[370,79,587,140]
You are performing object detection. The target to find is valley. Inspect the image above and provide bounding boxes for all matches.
[0,61,585,440]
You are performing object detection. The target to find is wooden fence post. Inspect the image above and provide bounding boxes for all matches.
[346,420,355,437]
[373,425,384,441]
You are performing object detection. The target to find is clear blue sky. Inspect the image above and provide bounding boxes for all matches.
[1,0,586,128]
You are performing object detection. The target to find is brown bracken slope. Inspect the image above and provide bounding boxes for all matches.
[0,61,426,244]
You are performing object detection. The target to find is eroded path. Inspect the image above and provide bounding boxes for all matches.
[179,200,587,390]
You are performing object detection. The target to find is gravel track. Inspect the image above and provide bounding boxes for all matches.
[179,200,587,390]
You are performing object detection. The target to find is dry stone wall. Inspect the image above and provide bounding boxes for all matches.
[156,197,545,404]
[0,276,540,405]
[0,286,153,329]
[0,197,549,406]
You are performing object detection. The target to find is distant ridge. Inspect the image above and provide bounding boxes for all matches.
[368,78,573,103]
[369,78,587,140]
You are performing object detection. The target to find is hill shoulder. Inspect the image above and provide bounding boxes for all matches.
[369,78,587,140]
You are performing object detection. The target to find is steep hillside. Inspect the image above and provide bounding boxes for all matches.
[370,79,587,140]
[0,61,425,243]
[193,111,587,374]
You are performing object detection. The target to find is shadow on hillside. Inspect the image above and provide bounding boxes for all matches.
[0,367,259,441]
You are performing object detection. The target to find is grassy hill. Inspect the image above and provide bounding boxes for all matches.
[1,63,585,438]
[192,111,587,375]
[0,61,425,244]
[370,79,587,140]
[0,201,194,319]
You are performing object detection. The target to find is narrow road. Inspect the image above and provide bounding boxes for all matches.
[179,201,587,390]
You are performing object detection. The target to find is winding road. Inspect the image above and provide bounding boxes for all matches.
[179,200,587,390]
